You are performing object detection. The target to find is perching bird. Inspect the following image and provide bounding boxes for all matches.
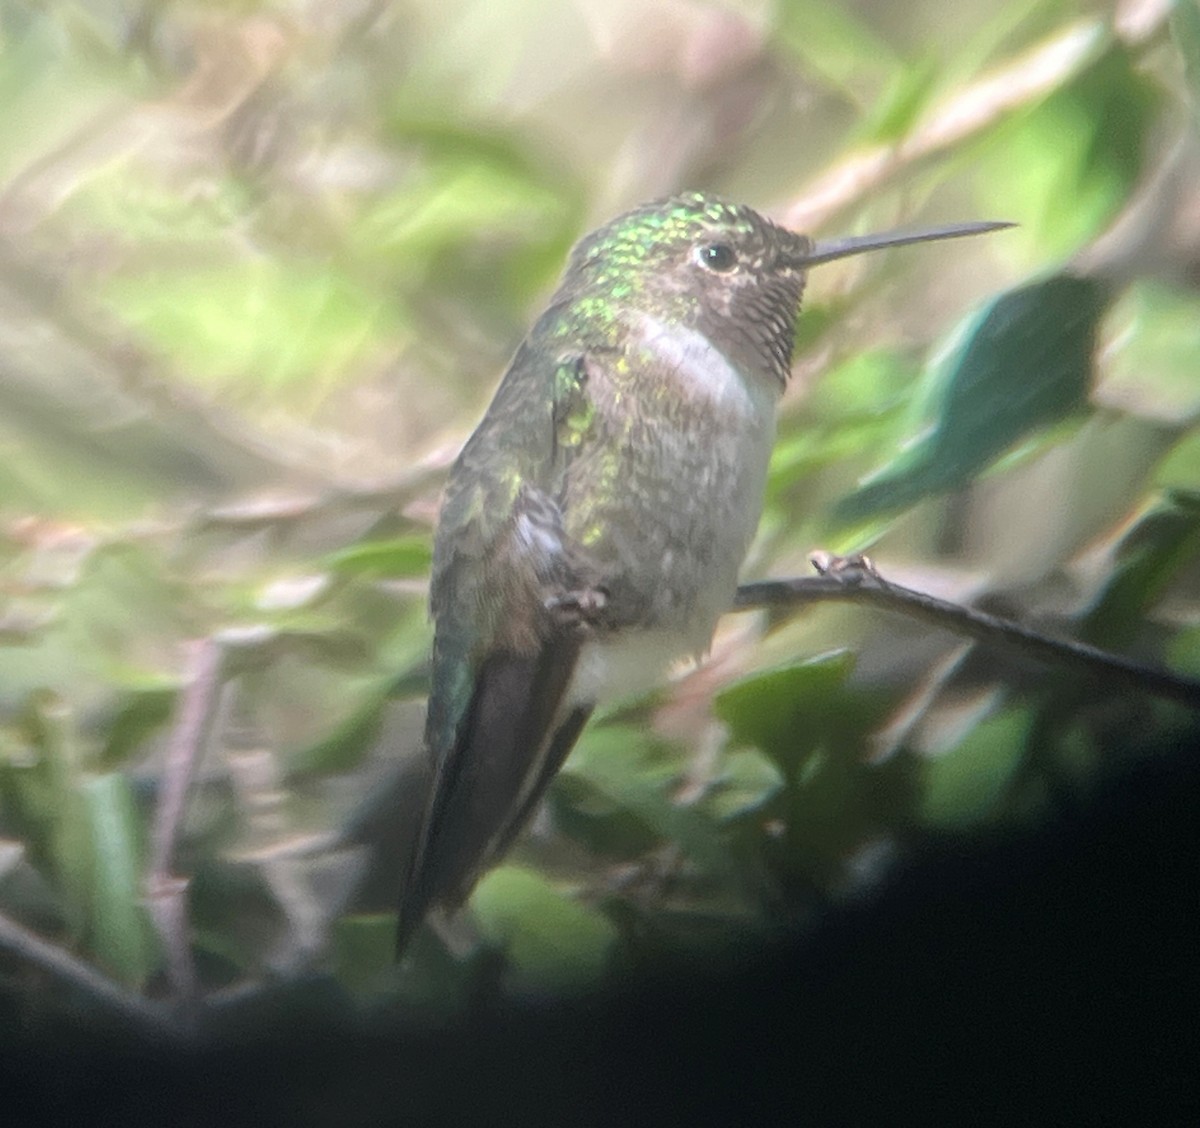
[397,191,1007,954]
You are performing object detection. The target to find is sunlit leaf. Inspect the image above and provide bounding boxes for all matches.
[975,45,1159,262]
[101,263,403,397]
[350,131,578,305]
[324,537,433,579]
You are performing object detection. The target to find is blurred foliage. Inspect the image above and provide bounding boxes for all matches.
[835,273,1112,520]
[1,0,1199,1025]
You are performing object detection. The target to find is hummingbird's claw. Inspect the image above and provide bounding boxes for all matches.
[809,551,878,583]
[545,585,609,627]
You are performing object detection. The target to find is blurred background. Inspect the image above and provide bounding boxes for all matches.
[0,0,1198,1024]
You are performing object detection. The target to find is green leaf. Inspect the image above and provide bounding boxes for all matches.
[331,913,398,996]
[4,696,90,919]
[559,726,731,876]
[767,350,915,501]
[1171,0,1200,120]
[287,687,388,777]
[836,274,1109,521]
[1168,622,1200,678]
[714,655,910,883]
[354,161,560,258]
[702,748,784,822]
[975,44,1159,262]
[324,536,433,579]
[917,708,1029,830]
[350,131,578,304]
[1156,432,1200,493]
[81,772,156,986]
[775,0,899,97]
[56,544,191,685]
[99,685,177,769]
[65,166,254,245]
[1101,281,1200,424]
[1078,490,1200,649]
[101,262,401,396]
[860,57,937,142]
[714,651,859,775]
[470,865,617,993]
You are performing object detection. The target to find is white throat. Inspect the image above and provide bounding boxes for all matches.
[632,312,759,415]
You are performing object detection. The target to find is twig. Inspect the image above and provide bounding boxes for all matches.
[145,637,229,1003]
[781,3,1170,231]
[192,460,448,533]
[149,639,228,879]
[0,910,176,1034]
[732,555,1200,711]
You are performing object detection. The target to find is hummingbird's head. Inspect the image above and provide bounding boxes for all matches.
[556,192,1010,388]
[563,191,813,386]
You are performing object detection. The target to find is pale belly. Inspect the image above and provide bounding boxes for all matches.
[563,315,780,707]
[569,626,697,707]
[565,428,771,707]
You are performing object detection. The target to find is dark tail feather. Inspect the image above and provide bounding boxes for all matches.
[396,638,588,955]
[487,702,591,866]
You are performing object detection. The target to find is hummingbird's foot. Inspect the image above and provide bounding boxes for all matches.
[545,585,609,628]
[809,551,879,584]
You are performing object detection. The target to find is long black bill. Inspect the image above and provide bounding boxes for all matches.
[800,220,1014,267]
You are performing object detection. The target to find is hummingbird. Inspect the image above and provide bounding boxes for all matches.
[397,191,1008,954]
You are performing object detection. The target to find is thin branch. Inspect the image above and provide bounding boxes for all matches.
[0,911,176,1034]
[192,460,448,533]
[780,3,1171,232]
[732,556,1200,711]
[149,639,228,881]
[145,637,229,1004]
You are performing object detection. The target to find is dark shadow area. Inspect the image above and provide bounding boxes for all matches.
[5,749,1197,1125]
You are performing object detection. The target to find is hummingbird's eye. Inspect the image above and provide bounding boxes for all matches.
[696,243,737,272]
